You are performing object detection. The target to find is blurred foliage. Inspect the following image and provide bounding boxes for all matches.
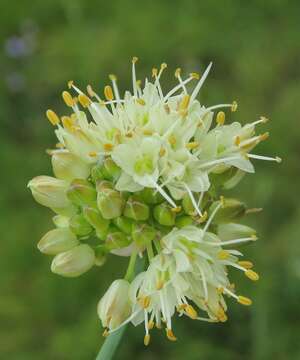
[0,0,300,359]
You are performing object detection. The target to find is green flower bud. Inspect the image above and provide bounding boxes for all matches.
[28,176,70,209]
[209,198,246,224]
[182,193,196,216]
[69,214,93,236]
[38,228,79,255]
[101,157,121,182]
[175,215,194,228]
[97,187,125,220]
[91,162,105,183]
[105,226,131,250]
[83,206,110,240]
[51,150,91,181]
[153,203,176,226]
[51,244,95,277]
[94,245,107,266]
[53,215,69,228]
[113,216,134,235]
[138,187,163,204]
[124,196,149,221]
[217,223,256,241]
[67,179,97,207]
[132,223,156,249]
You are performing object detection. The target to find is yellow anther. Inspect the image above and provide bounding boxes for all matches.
[229,283,236,290]
[136,79,142,88]
[238,296,252,306]
[168,135,177,145]
[166,329,177,342]
[260,115,269,123]
[238,261,253,269]
[260,132,269,141]
[164,104,170,114]
[62,91,75,107]
[46,109,60,126]
[152,68,158,78]
[67,80,74,89]
[231,101,238,112]
[88,151,98,157]
[132,56,138,64]
[245,269,259,281]
[177,304,187,311]
[136,98,146,106]
[276,156,282,163]
[186,141,199,150]
[156,322,162,329]
[70,113,77,121]
[125,132,133,138]
[104,85,114,101]
[159,147,166,157]
[144,334,150,346]
[216,111,225,125]
[171,206,181,213]
[103,143,114,151]
[148,321,154,330]
[61,116,74,131]
[139,296,151,309]
[102,329,109,337]
[179,94,190,111]
[143,129,153,135]
[190,72,200,80]
[217,308,227,322]
[175,68,181,78]
[251,234,258,241]
[86,84,96,98]
[55,142,64,149]
[160,62,167,70]
[234,136,241,146]
[78,93,91,108]
[218,250,230,260]
[185,305,198,319]
[109,74,117,81]
[217,286,224,295]
[198,211,208,223]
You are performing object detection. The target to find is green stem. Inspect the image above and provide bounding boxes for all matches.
[96,255,145,360]
[146,242,154,260]
[124,250,137,281]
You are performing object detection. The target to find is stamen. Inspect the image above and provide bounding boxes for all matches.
[103,143,114,151]
[159,147,166,156]
[136,98,146,106]
[67,80,74,89]
[217,250,230,260]
[184,183,203,217]
[148,320,154,330]
[237,296,252,306]
[231,101,238,112]
[203,199,223,233]
[166,328,177,342]
[46,109,60,126]
[171,206,181,213]
[61,116,74,131]
[216,111,225,125]
[217,308,228,322]
[102,329,109,337]
[179,94,190,115]
[62,91,75,107]
[207,236,257,247]
[186,141,199,150]
[78,94,91,108]
[168,135,177,145]
[104,85,114,101]
[139,296,151,309]
[190,62,213,103]
[247,154,282,163]
[245,269,259,281]
[144,334,150,346]
[238,261,254,269]
[132,57,138,98]
[185,305,198,319]
[190,72,200,80]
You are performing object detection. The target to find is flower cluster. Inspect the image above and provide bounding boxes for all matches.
[28,58,280,345]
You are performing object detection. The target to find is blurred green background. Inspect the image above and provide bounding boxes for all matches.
[1,0,299,359]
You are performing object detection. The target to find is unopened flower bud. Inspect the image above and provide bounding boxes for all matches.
[113,216,134,235]
[182,193,196,216]
[105,226,131,250]
[69,213,93,236]
[52,215,69,228]
[51,244,95,277]
[38,228,79,255]
[51,150,91,181]
[124,196,149,221]
[91,162,105,183]
[209,198,246,224]
[94,245,107,266]
[101,157,121,182]
[175,215,194,228]
[67,179,97,207]
[138,187,163,204]
[132,223,156,249]
[83,206,110,240]
[153,203,176,226]
[97,279,131,330]
[97,187,125,220]
[217,223,256,241]
[28,176,70,209]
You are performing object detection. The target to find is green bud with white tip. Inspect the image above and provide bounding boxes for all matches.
[51,150,91,181]
[175,215,194,228]
[28,176,70,209]
[132,223,156,249]
[38,228,79,255]
[124,196,149,221]
[113,216,134,235]
[153,202,176,226]
[105,226,131,250]
[217,222,256,241]
[138,187,163,204]
[209,198,246,224]
[101,157,121,182]
[51,244,95,277]
[83,206,110,240]
[67,179,97,207]
[69,213,93,236]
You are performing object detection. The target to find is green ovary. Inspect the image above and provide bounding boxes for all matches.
[134,155,154,175]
